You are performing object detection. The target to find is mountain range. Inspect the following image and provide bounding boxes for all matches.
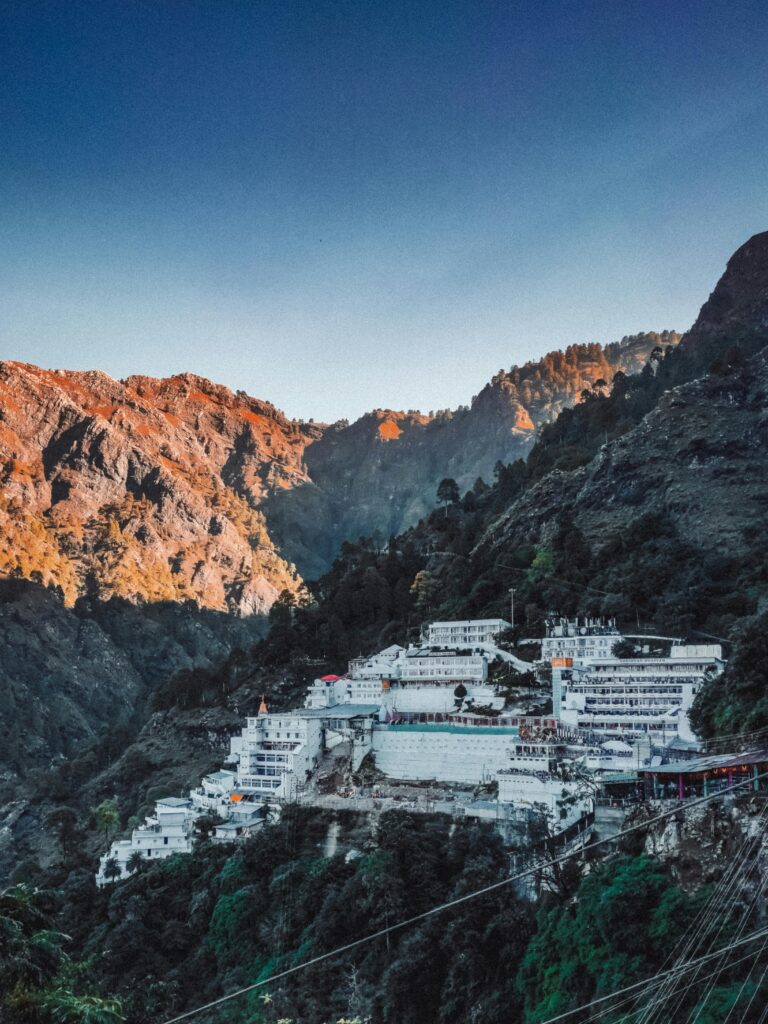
[0,330,674,608]
[2,231,768,885]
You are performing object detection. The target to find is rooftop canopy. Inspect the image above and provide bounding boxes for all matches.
[642,750,768,776]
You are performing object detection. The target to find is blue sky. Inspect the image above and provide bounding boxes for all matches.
[2,0,768,422]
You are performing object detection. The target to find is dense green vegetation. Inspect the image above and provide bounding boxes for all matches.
[51,808,536,1024]
[14,807,768,1024]
[0,883,122,1023]
[520,855,768,1023]
[691,610,768,739]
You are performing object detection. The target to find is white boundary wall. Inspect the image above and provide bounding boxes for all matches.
[371,726,518,784]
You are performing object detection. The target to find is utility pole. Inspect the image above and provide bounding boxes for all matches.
[509,587,516,629]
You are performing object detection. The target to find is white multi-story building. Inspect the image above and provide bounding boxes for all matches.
[555,644,724,742]
[541,616,620,666]
[541,616,679,668]
[399,648,488,682]
[230,712,324,799]
[424,619,511,647]
[96,797,197,885]
[305,674,387,709]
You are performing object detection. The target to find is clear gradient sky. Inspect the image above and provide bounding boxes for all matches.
[2,1,768,422]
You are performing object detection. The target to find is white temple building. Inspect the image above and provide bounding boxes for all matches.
[541,616,680,668]
[423,619,511,647]
[97,619,723,885]
[554,644,725,741]
[230,711,323,799]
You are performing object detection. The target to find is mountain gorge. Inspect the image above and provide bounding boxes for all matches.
[265,331,678,576]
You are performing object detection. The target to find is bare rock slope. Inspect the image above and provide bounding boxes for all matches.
[0,364,313,613]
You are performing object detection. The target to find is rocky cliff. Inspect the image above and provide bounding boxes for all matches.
[265,332,676,576]
[0,363,313,614]
[0,335,669,597]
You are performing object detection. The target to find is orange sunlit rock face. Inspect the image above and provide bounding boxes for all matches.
[0,361,319,614]
[514,406,535,431]
[378,418,403,440]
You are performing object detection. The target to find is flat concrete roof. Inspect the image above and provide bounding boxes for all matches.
[297,704,380,719]
[375,723,519,735]
[643,750,768,775]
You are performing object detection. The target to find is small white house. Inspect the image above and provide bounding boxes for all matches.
[96,797,196,885]
[190,770,237,814]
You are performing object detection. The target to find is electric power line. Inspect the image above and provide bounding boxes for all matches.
[552,944,768,1024]
[158,770,768,1024]
[535,925,768,1024]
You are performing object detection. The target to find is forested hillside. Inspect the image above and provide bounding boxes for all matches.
[7,799,768,1024]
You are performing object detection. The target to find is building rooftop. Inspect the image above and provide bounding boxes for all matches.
[297,704,380,719]
[376,723,519,735]
[404,646,484,658]
[216,814,263,832]
[428,619,511,628]
[205,770,236,783]
[642,750,768,776]
[156,797,191,807]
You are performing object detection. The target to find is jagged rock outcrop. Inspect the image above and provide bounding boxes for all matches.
[0,363,313,613]
[681,230,768,347]
[629,796,768,891]
[482,354,768,558]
